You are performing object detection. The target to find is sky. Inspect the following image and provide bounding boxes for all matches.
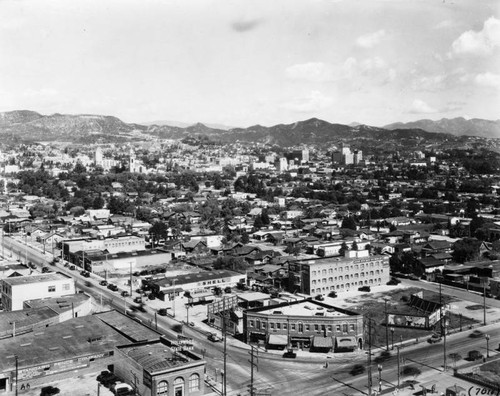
[0,0,499,128]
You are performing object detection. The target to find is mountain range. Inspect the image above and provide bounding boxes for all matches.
[0,110,498,149]
[384,117,500,139]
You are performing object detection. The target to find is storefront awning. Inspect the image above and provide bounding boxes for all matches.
[336,336,357,349]
[312,336,333,348]
[268,334,288,345]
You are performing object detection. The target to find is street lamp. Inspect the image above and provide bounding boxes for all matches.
[390,327,395,350]
[377,364,383,392]
[485,334,490,358]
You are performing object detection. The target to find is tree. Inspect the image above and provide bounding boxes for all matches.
[341,216,357,230]
[448,353,462,369]
[92,195,105,210]
[351,240,358,251]
[149,221,169,247]
[339,242,349,256]
[452,238,481,263]
[241,231,250,244]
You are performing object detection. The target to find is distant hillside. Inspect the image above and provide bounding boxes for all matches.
[0,110,495,151]
[384,117,500,139]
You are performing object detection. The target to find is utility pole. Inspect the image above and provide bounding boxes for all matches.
[248,345,258,396]
[396,346,401,388]
[15,355,18,396]
[129,262,133,297]
[385,299,389,351]
[439,282,447,371]
[367,317,373,396]
[222,297,227,396]
[483,283,487,326]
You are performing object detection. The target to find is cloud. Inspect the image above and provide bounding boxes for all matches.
[231,19,262,33]
[434,20,455,30]
[475,72,500,89]
[356,30,386,48]
[411,74,447,92]
[409,99,438,114]
[285,62,335,82]
[281,90,334,113]
[342,56,396,83]
[451,16,500,56]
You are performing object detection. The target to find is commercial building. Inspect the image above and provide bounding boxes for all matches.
[0,310,164,395]
[149,270,246,301]
[243,299,364,351]
[115,336,205,396]
[288,252,390,295]
[0,273,75,311]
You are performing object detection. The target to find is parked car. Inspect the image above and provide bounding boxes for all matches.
[121,291,130,297]
[207,333,222,342]
[387,277,401,285]
[97,371,119,388]
[41,267,51,273]
[315,294,325,301]
[328,291,337,298]
[283,350,297,359]
[69,265,76,270]
[358,286,371,292]
[158,308,168,316]
[133,296,142,304]
[80,270,90,278]
[111,382,134,396]
[40,386,60,396]
[100,280,108,286]
[107,284,119,292]
[468,350,484,361]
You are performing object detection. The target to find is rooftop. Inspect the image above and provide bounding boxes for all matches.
[2,272,72,286]
[0,315,130,372]
[248,299,359,318]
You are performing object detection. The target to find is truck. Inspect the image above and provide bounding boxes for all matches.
[468,350,484,361]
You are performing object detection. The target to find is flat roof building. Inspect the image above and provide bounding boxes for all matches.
[0,273,76,311]
[288,252,390,296]
[244,299,364,352]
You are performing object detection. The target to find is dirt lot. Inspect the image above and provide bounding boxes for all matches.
[328,285,480,348]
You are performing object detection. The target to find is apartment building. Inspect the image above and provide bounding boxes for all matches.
[288,251,390,296]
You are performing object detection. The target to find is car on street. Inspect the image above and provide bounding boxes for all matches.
[207,333,222,342]
[133,296,142,304]
[99,280,108,286]
[107,284,119,292]
[358,286,371,292]
[42,267,51,273]
[40,386,60,396]
[427,334,442,344]
[69,265,76,270]
[349,364,365,376]
[121,291,130,297]
[314,294,324,301]
[80,270,90,278]
[283,350,297,359]
[469,330,484,338]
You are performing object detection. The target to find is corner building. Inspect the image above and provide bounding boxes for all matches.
[243,299,364,351]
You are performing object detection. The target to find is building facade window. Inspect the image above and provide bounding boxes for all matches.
[48,285,56,292]
[157,380,168,395]
[174,377,184,395]
[189,374,200,392]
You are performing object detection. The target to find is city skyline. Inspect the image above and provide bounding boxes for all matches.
[1,0,499,128]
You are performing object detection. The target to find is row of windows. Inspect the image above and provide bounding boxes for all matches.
[248,320,356,333]
[311,271,382,285]
[311,262,385,277]
[312,278,382,293]
[157,374,200,395]
[47,283,71,293]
